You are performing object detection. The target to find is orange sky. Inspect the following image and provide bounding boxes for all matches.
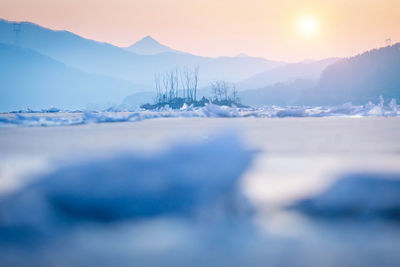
[1,0,399,61]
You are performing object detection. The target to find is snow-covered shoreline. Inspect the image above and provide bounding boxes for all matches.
[1,99,399,127]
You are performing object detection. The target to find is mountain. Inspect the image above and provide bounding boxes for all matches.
[239,44,400,106]
[310,43,400,105]
[0,19,283,90]
[239,79,316,107]
[0,43,136,111]
[236,53,250,58]
[125,36,184,55]
[237,57,339,90]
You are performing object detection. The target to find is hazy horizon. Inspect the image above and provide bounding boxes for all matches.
[1,0,399,62]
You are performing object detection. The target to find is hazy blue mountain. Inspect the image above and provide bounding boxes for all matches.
[0,19,153,89]
[311,43,400,105]
[124,36,184,55]
[0,43,136,111]
[236,53,250,58]
[0,19,283,89]
[237,57,339,90]
[239,79,317,107]
[239,44,400,106]
[120,91,155,109]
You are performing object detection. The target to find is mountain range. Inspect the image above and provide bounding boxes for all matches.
[237,57,339,91]
[0,18,398,110]
[0,19,286,110]
[240,43,400,106]
[0,43,135,111]
[0,19,282,87]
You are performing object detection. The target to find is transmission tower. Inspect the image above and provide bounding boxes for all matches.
[13,23,22,46]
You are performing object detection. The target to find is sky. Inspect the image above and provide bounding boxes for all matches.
[0,0,399,61]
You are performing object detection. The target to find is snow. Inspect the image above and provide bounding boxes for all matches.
[1,98,399,127]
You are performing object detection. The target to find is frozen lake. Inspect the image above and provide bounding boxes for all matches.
[1,116,400,266]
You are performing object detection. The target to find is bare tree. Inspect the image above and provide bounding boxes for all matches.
[180,66,192,100]
[210,80,239,103]
[210,81,220,101]
[153,66,200,104]
[179,65,199,102]
[192,65,199,101]
[210,80,229,101]
[174,67,179,98]
[222,81,228,100]
[231,84,240,103]
[154,72,169,103]
[168,71,175,100]
[162,72,169,102]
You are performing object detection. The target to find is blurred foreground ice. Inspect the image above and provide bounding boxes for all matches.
[0,98,399,127]
[0,133,253,242]
[291,173,400,220]
[1,119,400,266]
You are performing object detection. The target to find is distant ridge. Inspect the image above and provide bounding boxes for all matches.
[0,43,136,111]
[125,36,184,55]
[314,43,400,104]
[237,57,339,90]
[239,43,400,106]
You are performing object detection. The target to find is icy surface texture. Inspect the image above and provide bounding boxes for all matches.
[1,99,399,127]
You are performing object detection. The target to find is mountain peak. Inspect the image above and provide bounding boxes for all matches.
[140,35,159,43]
[236,53,250,58]
[125,36,182,55]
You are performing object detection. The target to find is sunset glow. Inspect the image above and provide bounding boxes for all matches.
[0,0,399,61]
[298,15,318,37]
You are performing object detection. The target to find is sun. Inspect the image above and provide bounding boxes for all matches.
[298,15,318,37]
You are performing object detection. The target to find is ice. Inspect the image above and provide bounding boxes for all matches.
[389,99,398,116]
[0,133,254,241]
[0,114,83,127]
[290,173,400,220]
[202,103,239,117]
[1,116,400,266]
[275,108,307,117]
[1,98,399,127]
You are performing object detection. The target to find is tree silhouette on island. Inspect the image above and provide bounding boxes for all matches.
[141,66,247,110]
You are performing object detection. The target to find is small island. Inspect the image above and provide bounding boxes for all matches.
[140,67,246,110]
